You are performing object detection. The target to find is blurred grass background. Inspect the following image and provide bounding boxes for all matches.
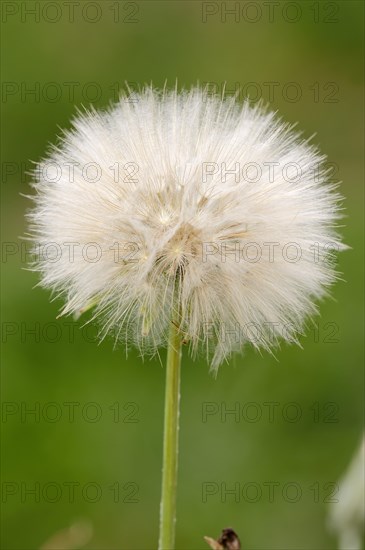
[1,1,364,549]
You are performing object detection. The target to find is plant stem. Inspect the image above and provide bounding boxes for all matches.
[158,310,182,550]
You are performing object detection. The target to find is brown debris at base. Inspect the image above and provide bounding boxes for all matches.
[204,528,241,550]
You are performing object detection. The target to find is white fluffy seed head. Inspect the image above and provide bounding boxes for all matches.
[28,86,345,371]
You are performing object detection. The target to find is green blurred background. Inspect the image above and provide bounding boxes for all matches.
[1,1,364,549]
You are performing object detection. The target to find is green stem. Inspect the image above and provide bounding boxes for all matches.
[158,311,182,550]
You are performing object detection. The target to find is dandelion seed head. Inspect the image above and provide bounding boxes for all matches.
[28,86,345,370]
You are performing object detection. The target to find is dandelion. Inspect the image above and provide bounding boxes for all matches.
[28,86,345,549]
